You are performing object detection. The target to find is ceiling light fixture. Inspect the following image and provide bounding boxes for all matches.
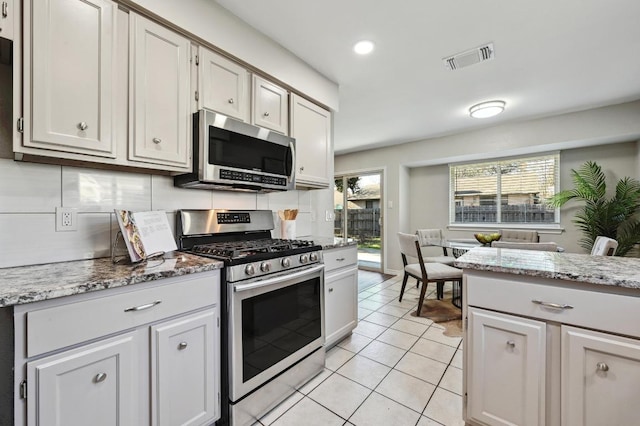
[469,100,506,118]
[353,40,375,55]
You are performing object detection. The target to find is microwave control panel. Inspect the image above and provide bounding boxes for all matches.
[219,169,287,187]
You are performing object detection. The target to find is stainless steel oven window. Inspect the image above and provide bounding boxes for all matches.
[229,265,324,401]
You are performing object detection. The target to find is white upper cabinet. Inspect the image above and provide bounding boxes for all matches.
[0,0,13,40]
[252,75,288,134]
[26,0,117,157]
[199,47,250,122]
[129,13,191,170]
[290,93,331,188]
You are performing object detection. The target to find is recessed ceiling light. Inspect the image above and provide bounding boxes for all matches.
[469,100,506,118]
[353,40,375,55]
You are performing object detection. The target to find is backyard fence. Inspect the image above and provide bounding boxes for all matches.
[334,208,381,241]
[454,204,556,223]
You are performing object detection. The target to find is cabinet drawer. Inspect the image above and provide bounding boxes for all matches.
[323,246,357,272]
[466,272,640,339]
[27,272,219,357]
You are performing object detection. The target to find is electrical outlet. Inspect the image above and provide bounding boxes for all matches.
[56,207,78,232]
[325,210,335,221]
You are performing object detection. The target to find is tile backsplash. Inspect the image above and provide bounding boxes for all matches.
[0,159,327,268]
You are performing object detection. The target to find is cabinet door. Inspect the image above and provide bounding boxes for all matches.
[467,307,546,426]
[325,266,358,347]
[290,93,331,188]
[252,75,288,134]
[129,13,190,169]
[0,0,13,40]
[27,333,136,426]
[151,309,219,426]
[27,0,117,157]
[199,48,250,122]
[562,326,640,426]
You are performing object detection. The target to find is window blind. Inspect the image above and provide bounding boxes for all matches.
[450,154,559,224]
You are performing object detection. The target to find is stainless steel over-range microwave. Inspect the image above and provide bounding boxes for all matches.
[174,110,296,192]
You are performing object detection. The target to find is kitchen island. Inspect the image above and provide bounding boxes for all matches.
[455,248,640,426]
[0,253,223,426]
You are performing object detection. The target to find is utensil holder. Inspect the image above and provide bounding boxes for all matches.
[281,220,296,239]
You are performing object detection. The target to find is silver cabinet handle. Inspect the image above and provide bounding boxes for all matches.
[77,122,88,131]
[328,288,334,293]
[152,137,162,144]
[596,362,609,372]
[124,300,162,312]
[228,98,234,104]
[263,112,270,117]
[178,342,188,350]
[531,300,574,310]
[506,340,515,348]
[336,257,345,262]
[2,2,7,18]
[94,373,107,383]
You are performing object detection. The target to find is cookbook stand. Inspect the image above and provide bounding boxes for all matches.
[111,231,165,265]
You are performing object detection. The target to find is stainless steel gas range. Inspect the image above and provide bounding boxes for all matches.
[177,210,325,426]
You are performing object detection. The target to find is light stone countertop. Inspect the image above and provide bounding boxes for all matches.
[0,252,223,308]
[454,247,640,290]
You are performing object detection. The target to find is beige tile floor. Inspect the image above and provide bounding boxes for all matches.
[254,275,465,426]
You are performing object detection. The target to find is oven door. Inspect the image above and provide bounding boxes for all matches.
[229,264,324,401]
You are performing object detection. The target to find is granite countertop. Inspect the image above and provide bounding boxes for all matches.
[304,236,358,250]
[0,252,223,308]
[455,247,640,290]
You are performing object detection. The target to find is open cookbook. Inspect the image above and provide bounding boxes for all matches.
[115,210,177,262]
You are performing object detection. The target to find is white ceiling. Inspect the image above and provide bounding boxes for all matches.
[215,0,640,154]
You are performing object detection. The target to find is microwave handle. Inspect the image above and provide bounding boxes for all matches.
[288,140,296,183]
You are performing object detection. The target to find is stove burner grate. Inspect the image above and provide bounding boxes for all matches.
[191,238,316,260]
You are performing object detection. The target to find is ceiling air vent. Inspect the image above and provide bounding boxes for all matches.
[443,43,494,71]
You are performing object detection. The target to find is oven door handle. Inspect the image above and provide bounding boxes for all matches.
[233,264,324,293]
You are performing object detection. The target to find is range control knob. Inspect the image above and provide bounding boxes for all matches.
[260,262,271,272]
[281,258,291,268]
[244,264,255,276]
[309,252,319,262]
[299,254,309,264]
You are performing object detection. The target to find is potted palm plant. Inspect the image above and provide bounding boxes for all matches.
[548,161,640,256]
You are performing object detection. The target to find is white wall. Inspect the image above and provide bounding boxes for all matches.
[335,101,640,272]
[0,158,331,268]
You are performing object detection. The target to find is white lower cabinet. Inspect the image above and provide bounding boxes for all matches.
[27,332,137,426]
[467,307,546,426]
[17,272,221,426]
[464,271,640,426]
[151,310,219,426]
[323,245,358,348]
[562,325,640,426]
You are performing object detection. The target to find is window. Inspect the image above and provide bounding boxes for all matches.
[450,154,559,225]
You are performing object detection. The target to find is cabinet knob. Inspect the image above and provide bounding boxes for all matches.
[178,341,188,350]
[299,166,304,172]
[94,372,107,383]
[77,122,88,131]
[263,112,270,117]
[506,340,516,349]
[228,98,234,104]
[596,362,609,372]
[328,288,334,293]
[152,137,162,144]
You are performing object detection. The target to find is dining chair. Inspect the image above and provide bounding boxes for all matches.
[415,229,455,265]
[397,232,463,316]
[499,229,539,242]
[591,236,618,256]
[491,241,558,251]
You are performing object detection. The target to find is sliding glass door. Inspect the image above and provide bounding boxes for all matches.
[334,171,383,272]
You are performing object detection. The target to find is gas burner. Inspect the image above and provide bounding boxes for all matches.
[191,238,318,261]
